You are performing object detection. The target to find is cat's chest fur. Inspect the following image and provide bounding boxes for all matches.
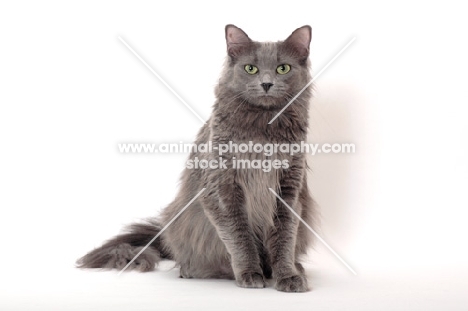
[232,149,286,233]
[207,105,306,234]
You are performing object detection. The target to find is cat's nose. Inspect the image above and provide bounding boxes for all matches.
[261,83,274,92]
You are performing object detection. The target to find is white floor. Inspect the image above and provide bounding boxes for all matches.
[2,251,467,311]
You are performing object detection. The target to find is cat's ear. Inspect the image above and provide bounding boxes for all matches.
[284,25,312,60]
[225,24,252,58]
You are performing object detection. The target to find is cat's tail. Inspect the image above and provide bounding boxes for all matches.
[76,219,170,272]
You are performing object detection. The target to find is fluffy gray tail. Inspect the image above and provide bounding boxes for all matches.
[76,220,170,272]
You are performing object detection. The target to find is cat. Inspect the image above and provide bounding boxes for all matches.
[77,24,316,293]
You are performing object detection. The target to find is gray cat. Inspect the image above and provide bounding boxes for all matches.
[77,25,316,292]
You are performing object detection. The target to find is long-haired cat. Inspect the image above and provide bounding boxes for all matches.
[78,24,315,292]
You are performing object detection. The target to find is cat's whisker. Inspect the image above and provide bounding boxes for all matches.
[233,98,248,115]
[224,90,248,107]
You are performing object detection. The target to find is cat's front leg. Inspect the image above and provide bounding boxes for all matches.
[268,155,309,292]
[202,172,265,289]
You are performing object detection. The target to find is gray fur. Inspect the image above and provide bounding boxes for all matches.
[77,25,316,292]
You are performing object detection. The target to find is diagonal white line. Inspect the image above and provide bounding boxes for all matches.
[268,37,356,124]
[268,188,357,275]
[118,36,206,125]
[118,188,206,275]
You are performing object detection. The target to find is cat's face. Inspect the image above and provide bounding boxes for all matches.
[222,25,311,109]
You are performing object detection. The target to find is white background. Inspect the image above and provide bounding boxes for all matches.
[1,1,467,310]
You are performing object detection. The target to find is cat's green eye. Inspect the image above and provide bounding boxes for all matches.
[244,65,259,75]
[276,64,291,75]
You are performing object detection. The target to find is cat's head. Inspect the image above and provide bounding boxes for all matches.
[220,25,312,109]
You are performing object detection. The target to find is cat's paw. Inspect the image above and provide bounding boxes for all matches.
[179,267,193,279]
[235,272,265,288]
[275,274,309,292]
